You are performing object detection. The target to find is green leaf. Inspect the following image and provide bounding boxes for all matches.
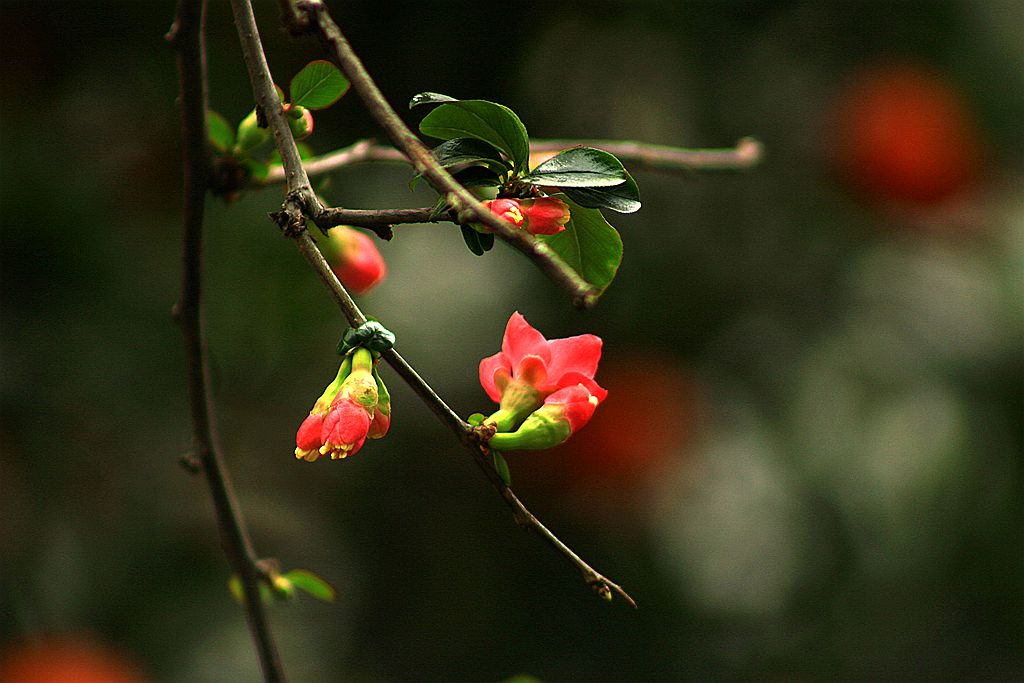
[289,60,350,110]
[431,138,510,173]
[284,569,337,602]
[451,165,503,190]
[560,169,641,213]
[244,159,269,182]
[460,224,485,256]
[521,147,627,188]
[467,413,486,427]
[540,199,623,293]
[228,575,273,605]
[206,110,234,152]
[419,100,530,172]
[409,91,458,108]
[493,451,512,486]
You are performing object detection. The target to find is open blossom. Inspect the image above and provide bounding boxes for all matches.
[479,312,606,431]
[483,197,570,236]
[327,226,387,294]
[488,384,601,450]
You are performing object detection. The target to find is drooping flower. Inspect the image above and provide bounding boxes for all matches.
[367,367,391,439]
[488,384,601,450]
[295,348,382,462]
[327,226,387,294]
[479,312,606,431]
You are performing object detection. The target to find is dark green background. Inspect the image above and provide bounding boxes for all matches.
[1,1,1021,680]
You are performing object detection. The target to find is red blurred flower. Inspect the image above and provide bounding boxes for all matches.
[328,227,387,294]
[480,312,606,431]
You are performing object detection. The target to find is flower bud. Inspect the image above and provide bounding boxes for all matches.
[327,226,387,294]
[519,197,571,235]
[483,198,526,228]
[236,108,269,152]
[315,349,378,460]
[295,356,353,461]
[487,384,600,451]
[288,106,314,140]
[367,367,391,439]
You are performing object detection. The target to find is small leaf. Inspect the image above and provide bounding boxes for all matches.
[419,100,530,172]
[467,413,486,427]
[521,147,627,188]
[206,110,234,152]
[290,60,350,110]
[460,224,485,256]
[284,569,337,602]
[408,91,458,109]
[244,159,269,182]
[560,169,641,213]
[540,199,623,293]
[228,575,244,604]
[493,451,512,486]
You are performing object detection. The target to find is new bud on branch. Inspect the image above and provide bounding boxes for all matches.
[326,226,387,294]
[295,347,391,462]
[478,312,606,436]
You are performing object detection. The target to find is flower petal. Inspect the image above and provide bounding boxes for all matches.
[544,334,602,384]
[479,352,511,403]
[501,312,551,365]
[555,371,608,403]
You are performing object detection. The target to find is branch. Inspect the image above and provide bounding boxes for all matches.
[286,0,599,309]
[258,136,762,187]
[167,1,286,681]
[230,0,635,607]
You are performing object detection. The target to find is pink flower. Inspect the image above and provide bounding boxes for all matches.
[542,384,601,433]
[328,227,387,294]
[479,312,606,431]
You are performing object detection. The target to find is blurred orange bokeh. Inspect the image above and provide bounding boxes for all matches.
[0,638,148,683]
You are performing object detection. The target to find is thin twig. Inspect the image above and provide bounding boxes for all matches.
[260,136,762,186]
[168,1,286,681]
[231,0,635,607]
[287,0,599,309]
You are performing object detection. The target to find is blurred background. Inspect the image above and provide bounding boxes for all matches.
[1,1,1022,681]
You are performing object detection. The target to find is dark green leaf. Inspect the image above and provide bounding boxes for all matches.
[478,230,494,252]
[493,451,512,486]
[408,91,458,109]
[206,110,233,152]
[419,100,530,172]
[521,147,627,188]
[284,569,337,602]
[431,138,510,173]
[540,199,623,292]
[451,165,503,189]
[289,60,350,110]
[461,224,485,256]
[560,169,641,213]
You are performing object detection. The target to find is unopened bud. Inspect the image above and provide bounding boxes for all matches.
[236,108,269,152]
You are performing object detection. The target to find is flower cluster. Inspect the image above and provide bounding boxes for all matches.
[483,197,571,236]
[295,347,391,461]
[477,312,606,450]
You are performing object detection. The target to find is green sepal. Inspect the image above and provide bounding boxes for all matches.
[487,410,571,451]
[338,321,396,356]
[372,366,391,410]
[492,451,512,486]
[467,413,486,427]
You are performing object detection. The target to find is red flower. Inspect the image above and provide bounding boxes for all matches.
[328,227,387,294]
[319,396,372,459]
[543,384,600,433]
[479,312,606,431]
[483,198,526,228]
[519,197,570,235]
[483,197,570,236]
